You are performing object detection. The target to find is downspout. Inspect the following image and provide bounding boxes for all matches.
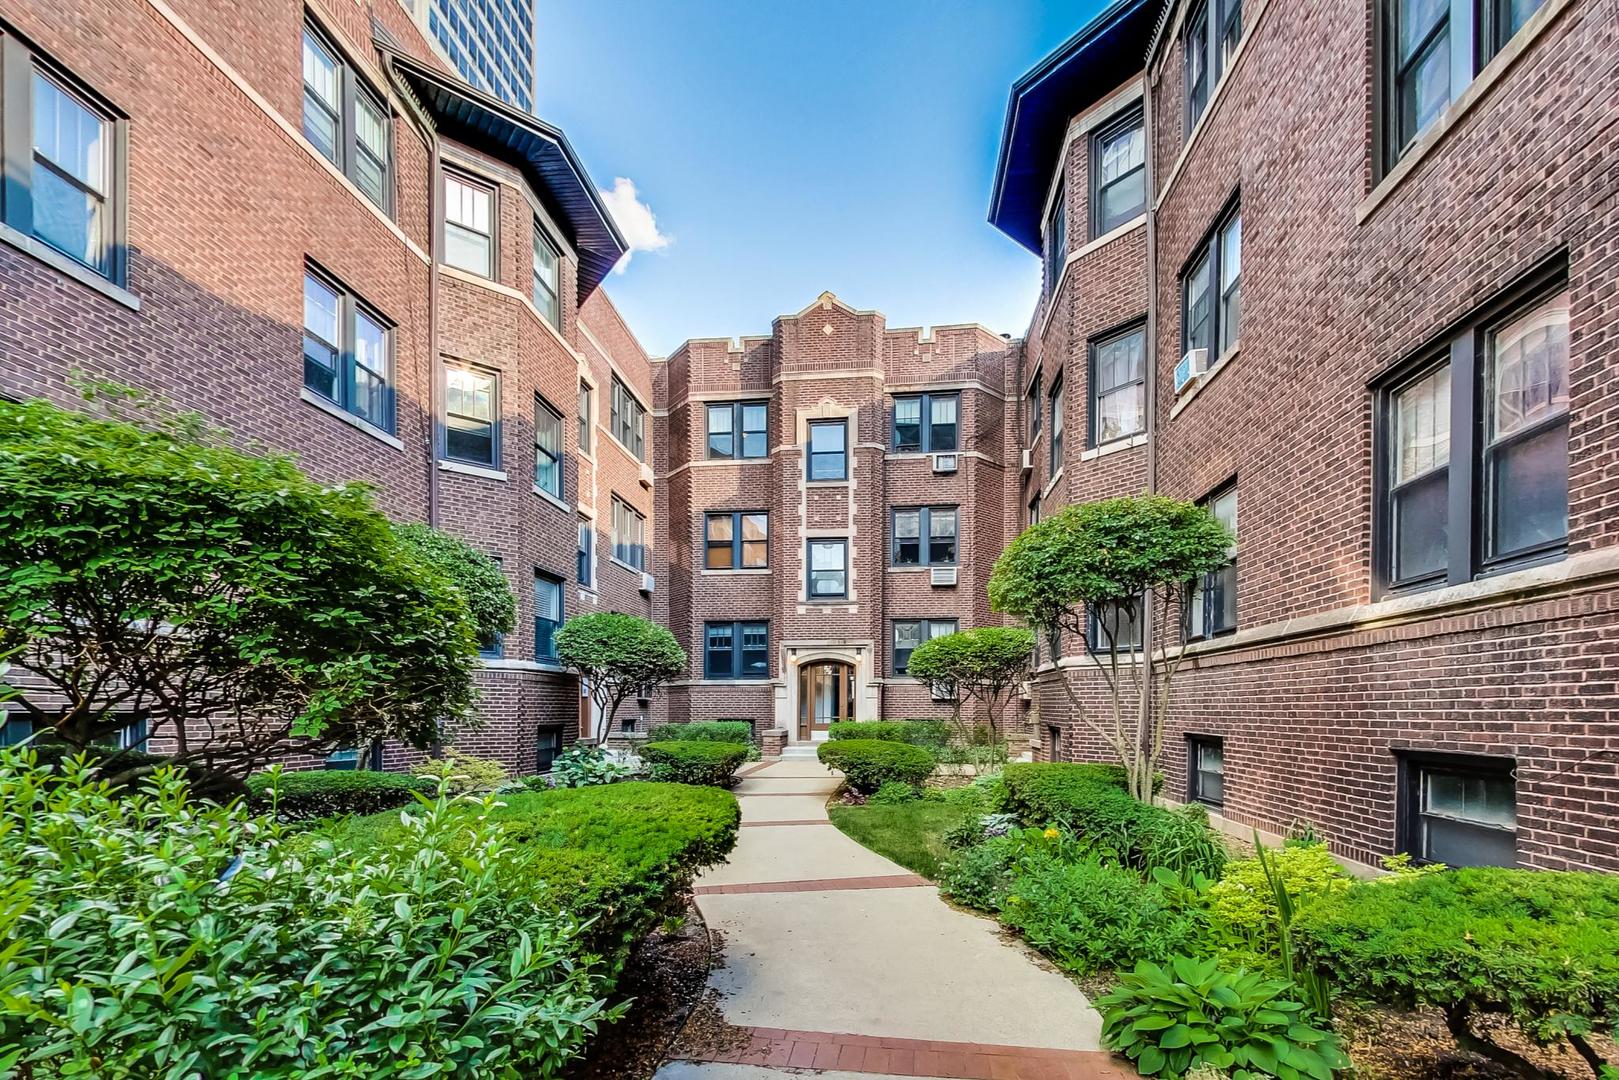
[425,135,441,528]
[1138,65,1161,794]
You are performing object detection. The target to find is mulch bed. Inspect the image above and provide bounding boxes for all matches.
[562,902,713,1080]
[1335,1002,1614,1079]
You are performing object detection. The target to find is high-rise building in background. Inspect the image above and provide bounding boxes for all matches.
[409,0,537,112]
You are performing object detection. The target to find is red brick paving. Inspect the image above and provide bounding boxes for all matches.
[693,873,930,895]
[675,1025,1135,1078]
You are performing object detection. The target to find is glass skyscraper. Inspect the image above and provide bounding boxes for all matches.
[412,0,537,112]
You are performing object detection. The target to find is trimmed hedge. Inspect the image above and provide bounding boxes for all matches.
[326,781,740,962]
[1295,867,1619,1047]
[818,739,935,794]
[827,720,950,751]
[653,720,752,744]
[246,769,434,821]
[642,741,748,786]
[1000,763,1224,879]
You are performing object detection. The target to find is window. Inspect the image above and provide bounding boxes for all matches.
[1045,180,1067,289]
[892,393,959,453]
[1028,494,1041,526]
[1091,106,1146,236]
[1383,0,1545,171]
[1087,596,1143,653]
[1089,325,1146,445]
[1400,753,1517,866]
[577,521,594,587]
[705,621,769,680]
[444,172,493,276]
[893,619,957,675]
[1049,374,1065,472]
[301,23,391,210]
[1188,736,1225,807]
[533,572,562,660]
[1181,204,1241,366]
[611,497,647,570]
[610,378,647,460]
[532,224,560,327]
[807,539,848,599]
[1377,281,1568,592]
[1184,0,1243,136]
[303,270,394,432]
[533,395,563,498]
[443,366,498,467]
[807,419,847,481]
[535,726,563,772]
[577,380,593,453]
[707,401,769,460]
[892,506,957,567]
[0,712,34,746]
[1027,374,1042,443]
[705,511,768,570]
[1187,483,1238,640]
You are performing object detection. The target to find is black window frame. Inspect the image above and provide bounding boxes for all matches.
[1026,372,1042,444]
[704,620,770,680]
[1180,199,1242,366]
[441,363,500,467]
[303,264,396,434]
[1396,750,1518,867]
[891,505,958,567]
[610,377,647,461]
[0,32,131,284]
[1186,481,1238,641]
[1087,595,1144,654]
[535,725,563,772]
[442,168,495,278]
[1048,372,1065,473]
[806,419,848,481]
[891,392,959,454]
[1183,0,1243,138]
[706,400,769,460]
[1372,263,1570,596]
[704,510,769,571]
[577,520,594,588]
[532,569,563,662]
[577,379,593,454]
[1044,179,1067,291]
[892,618,958,676]
[1187,734,1225,808]
[611,495,647,571]
[533,393,565,500]
[806,538,849,600]
[1087,320,1147,447]
[300,19,393,214]
[1089,104,1146,238]
[531,221,561,328]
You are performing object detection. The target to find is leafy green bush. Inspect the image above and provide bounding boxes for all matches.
[245,767,434,821]
[870,780,920,805]
[410,746,511,793]
[550,744,636,787]
[642,741,748,786]
[828,720,951,752]
[1000,763,1224,878]
[1208,842,1351,969]
[0,746,619,1077]
[1295,867,1619,1067]
[939,834,1021,911]
[392,521,516,646]
[818,738,936,793]
[999,850,1201,975]
[1099,955,1349,1080]
[655,720,753,743]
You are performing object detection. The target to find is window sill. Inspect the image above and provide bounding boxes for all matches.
[1169,342,1240,420]
[885,566,932,574]
[439,459,507,481]
[0,222,140,311]
[1080,432,1147,461]
[480,657,567,674]
[1357,0,1574,226]
[532,484,569,513]
[805,479,851,488]
[602,428,648,468]
[1077,214,1146,259]
[608,556,645,575]
[299,388,404,450]
[1040,467,1065,501]
[701,567,772,576]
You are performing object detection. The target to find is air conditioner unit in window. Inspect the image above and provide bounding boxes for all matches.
[1174,348,1209,393]
[932,453,958,474]
[1020,448,1033,473]
[640,572,656,594]
[1018,680,1033,703]
[638,462,655,489]
[930,566,958,587]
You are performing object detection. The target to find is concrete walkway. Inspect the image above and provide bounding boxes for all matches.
[657,759,1131,1079]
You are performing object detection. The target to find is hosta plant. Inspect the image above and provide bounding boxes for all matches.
[1099,955,1348,1079]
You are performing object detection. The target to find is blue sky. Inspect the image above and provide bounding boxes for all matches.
[535,0,1103,356]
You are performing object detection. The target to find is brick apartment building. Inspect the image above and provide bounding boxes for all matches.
[993,0,1619,872]
[0,0,657,774]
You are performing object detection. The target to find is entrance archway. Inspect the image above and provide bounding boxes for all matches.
[798,660,855,740]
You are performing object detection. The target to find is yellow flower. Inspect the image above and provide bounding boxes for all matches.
[1043,828,1060,839]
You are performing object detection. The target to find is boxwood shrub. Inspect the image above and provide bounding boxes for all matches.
[641,740,748,786]
[818,738,935,794]
[653,720,752,744]
[827,720,950,753]
[246,768,434,821]
[1000,762,1224,879]
[1295,867,1619,1061]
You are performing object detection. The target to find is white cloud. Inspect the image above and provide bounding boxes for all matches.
[599,176,670,272]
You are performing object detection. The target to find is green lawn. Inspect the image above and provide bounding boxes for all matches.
[827,800,969,879]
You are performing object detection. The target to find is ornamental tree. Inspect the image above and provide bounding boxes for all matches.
[988,495,1232,802]
[0,396,481,793]
[393,523,516,649]
[554,612,686,744]
[905,626,1034,757]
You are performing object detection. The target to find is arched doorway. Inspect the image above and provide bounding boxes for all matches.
[798,660,855,740]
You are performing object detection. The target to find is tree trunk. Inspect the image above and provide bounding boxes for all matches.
[1442,1004,1564,1080]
